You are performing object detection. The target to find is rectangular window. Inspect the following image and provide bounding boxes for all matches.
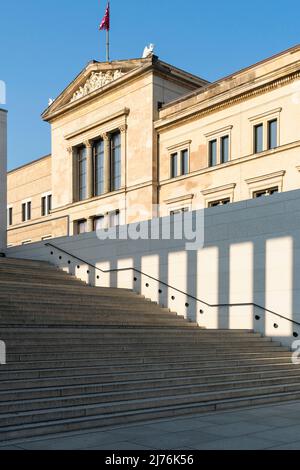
[78,147,87,201]
[170,153,178,178]
[253,187,279,198]
[41,197,46,217]
[22,201,31,222]
[48,195,52,212]
[7,207,13,226]
[94,140,105,196]
[170,208,189,216]
[208,198,230,208]
[22,203,26,222]
[254,124,263,153]
[77,219,87,234]
[41,195,52,217]
[41,235,52,241]
[268,119,278,150]
[221,135,229,164]
[181,150,189,175]
[111,132,121,192]
[93,216,105,232]
[209,140,217,167]
[109,210,120,228]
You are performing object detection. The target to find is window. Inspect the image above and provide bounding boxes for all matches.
[94,140,105,196]
[77,219,87,234]
[41,235,52,241]
[206,127,232,167]
[93,216,105,232]
[181,150,189,175]
[250,108,281,154]
[109,210,120,228]
[41,194,52,216]
[78,147,87,201]
[254,124,264,153]
[208,198,230,208]
[170,153,178,178]
[170,208,189,216]
[221,136,229,164]
[22,201,31,222]
[253,187,279,198]
[7,207,13,226]
[167,141,191,179]
[268,119,278,150]
[209,139,217,167]
[111,132,121,191]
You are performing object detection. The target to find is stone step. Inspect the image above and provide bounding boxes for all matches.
[2,332,274,346]
[0,266,76,277]
[0,258,55,269]
[2,382,300,429]
[0,360,296,390]
[3,374,300,415]
[0,295,159,308]
[0,326,259,336]
[0,256,297,442]
[0,354,294,382]
[3,344,287,362]
[0,368,300,404]
[4,336,273,347]
[2,389,300,442]
[2,348,292,367]
[0,281,135,297]
[0,303,172,316]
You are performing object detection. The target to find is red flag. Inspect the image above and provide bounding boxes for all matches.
[99,2,110,31]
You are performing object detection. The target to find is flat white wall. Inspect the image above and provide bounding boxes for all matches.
[6,189,300,348]
[0,110,7,251]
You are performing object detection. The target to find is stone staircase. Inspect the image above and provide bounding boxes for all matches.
[0,257,299,442]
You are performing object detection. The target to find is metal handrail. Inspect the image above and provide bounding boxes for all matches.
[45,242,300,328]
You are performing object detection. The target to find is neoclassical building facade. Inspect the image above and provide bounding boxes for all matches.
[7,45,300,246]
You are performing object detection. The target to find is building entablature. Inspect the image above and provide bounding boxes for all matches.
[155,45,300,131]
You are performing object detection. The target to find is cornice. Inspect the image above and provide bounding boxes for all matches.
[245,170,286,185]
[64,108,130,141]
[164,193,194,205]
[155,67,300,132]
[201,183,236,196]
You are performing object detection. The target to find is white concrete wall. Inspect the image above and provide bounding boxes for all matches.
[0,110,7,251]
[6,189,300,348]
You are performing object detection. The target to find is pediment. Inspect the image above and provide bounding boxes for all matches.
[42,58,150,121]
[70,69,125,103]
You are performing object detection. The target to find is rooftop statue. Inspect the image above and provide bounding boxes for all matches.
[142,44,155,59]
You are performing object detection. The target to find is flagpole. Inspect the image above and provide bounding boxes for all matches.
[106,29,110,62]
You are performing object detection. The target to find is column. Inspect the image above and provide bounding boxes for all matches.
[85,140,93,200]
[103,133,111,194]
[68,146,76,203]
[119,124,127,189]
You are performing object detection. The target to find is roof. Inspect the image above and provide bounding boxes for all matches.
[8,154,51,175]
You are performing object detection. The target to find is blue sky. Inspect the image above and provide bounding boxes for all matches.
[1,0,300,170]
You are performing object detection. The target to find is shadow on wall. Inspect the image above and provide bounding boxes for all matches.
[5,189,300,348]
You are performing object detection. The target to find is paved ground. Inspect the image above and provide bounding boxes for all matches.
[2,401,300,450]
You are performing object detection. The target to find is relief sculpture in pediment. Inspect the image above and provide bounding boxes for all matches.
[70,70,124,102]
